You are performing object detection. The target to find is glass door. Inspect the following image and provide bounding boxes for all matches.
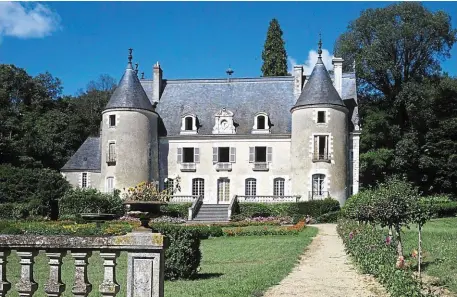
[217,178,230,204]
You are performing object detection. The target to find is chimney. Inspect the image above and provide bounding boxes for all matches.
[153,61,163,102]
[332,57,344,98]
[293,65,304,100]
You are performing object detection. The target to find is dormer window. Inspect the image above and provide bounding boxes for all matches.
[252,112,270,134]
[181,114,197,135]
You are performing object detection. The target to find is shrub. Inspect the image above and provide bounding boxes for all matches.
[420,195,457,218]
[234,198,340,220]
[152,224,202,280]
[160,203,191,219]
[0,164,70,219]
[316,210,341,223]
[223,221,306,237]
[59,188,125,219]
[337,219,425,297]
[342,190,377,223]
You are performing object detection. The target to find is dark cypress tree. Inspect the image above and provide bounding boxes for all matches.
[261,18,288,76]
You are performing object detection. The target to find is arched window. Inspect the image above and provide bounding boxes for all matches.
[192,178,205,198]
[252,112,270,134]
[185,117,193,131]
[273,178,285,196]
[245,178,257,196]
[257,116,265,129]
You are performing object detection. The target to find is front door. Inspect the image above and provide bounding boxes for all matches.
[217,178,230,204]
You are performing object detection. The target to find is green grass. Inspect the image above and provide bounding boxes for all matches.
[4,227,317,297]
[403,217,457,293]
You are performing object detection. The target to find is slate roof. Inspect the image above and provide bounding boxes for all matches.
[61,137,101,171]
[293,57,346,109]
[154,77,295,136]
[105,62,154,111]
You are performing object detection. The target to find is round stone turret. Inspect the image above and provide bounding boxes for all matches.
[100,50,159,193]
[290,53,349,205]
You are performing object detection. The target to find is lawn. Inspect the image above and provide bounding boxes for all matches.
[4,226,317,297]
[403,217,457,293]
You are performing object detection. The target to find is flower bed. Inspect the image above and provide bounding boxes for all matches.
[337,219,425,297]
[223,221,306,236]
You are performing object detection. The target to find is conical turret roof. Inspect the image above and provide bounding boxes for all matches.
[293,57,346,109]
[105,51,153,111]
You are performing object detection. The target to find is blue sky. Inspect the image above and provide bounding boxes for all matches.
[1,1,456,96]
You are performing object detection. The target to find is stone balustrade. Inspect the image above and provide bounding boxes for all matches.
[236,195,301,203]
[169,195,199,203]
[0,232,165,297]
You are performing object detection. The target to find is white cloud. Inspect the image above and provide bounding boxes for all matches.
[288,48,334,75]
[0,2,61,40]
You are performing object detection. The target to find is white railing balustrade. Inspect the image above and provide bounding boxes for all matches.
[236,195,301,203]
[169,195,199,204]
[188,195,204,220]
[0,233,165,297]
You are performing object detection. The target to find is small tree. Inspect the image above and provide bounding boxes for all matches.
[372,176,420,257]
[261,18,288,76]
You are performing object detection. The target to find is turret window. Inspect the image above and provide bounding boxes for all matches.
[109,115,116,127]
[317,111,326,123]
[313,135,330,162]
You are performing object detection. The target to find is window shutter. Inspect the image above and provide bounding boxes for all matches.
[324,136,329,156]
[194,147,200,163]
[267,147,273,162]
[230,147,236,163]
[249,147,254,163]
[314,136,319,156]
[177,148,182,163]
[213,147,218,163]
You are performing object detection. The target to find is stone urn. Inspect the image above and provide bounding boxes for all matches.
[123,201,166,232]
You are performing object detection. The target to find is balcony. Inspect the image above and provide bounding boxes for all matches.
[308,191,330,200]
[106,153,116,165]
[252,162,269,171]
[215,162,232,171]
[0,232,165,297]
[312,153,331,163]
[236,195,301,203]
[180,162,196,172]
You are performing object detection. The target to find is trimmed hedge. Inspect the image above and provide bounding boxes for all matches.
[0,164,70,219]
[234,198,340,220]
[223,221,306,236]
[58,188,124,219]
[337,219,425,297]
[160,203,192,219]
[316,210,341,223]
[152,224,202,280]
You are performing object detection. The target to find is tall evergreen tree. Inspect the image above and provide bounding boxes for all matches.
[261,18,288,76]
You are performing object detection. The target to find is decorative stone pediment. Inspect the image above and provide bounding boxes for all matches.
[212,108,236,134]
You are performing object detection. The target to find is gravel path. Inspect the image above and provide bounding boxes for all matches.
[263,224,388,297]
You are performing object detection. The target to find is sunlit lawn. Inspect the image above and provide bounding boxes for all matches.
[5,226,318,297]
[403,217,457,293]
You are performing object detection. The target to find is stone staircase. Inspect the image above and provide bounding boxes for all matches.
[192,204,229,222]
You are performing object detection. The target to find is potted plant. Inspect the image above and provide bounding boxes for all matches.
[123,177,181,231]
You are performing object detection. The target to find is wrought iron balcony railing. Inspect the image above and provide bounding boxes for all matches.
[312,153,331,162]
[308,191,330,200]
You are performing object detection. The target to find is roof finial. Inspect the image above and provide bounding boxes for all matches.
[135,63,139,75]
[128,48,133,64]
[141,72,145,79]
[226,65,234,76]
[318,33,322,58]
